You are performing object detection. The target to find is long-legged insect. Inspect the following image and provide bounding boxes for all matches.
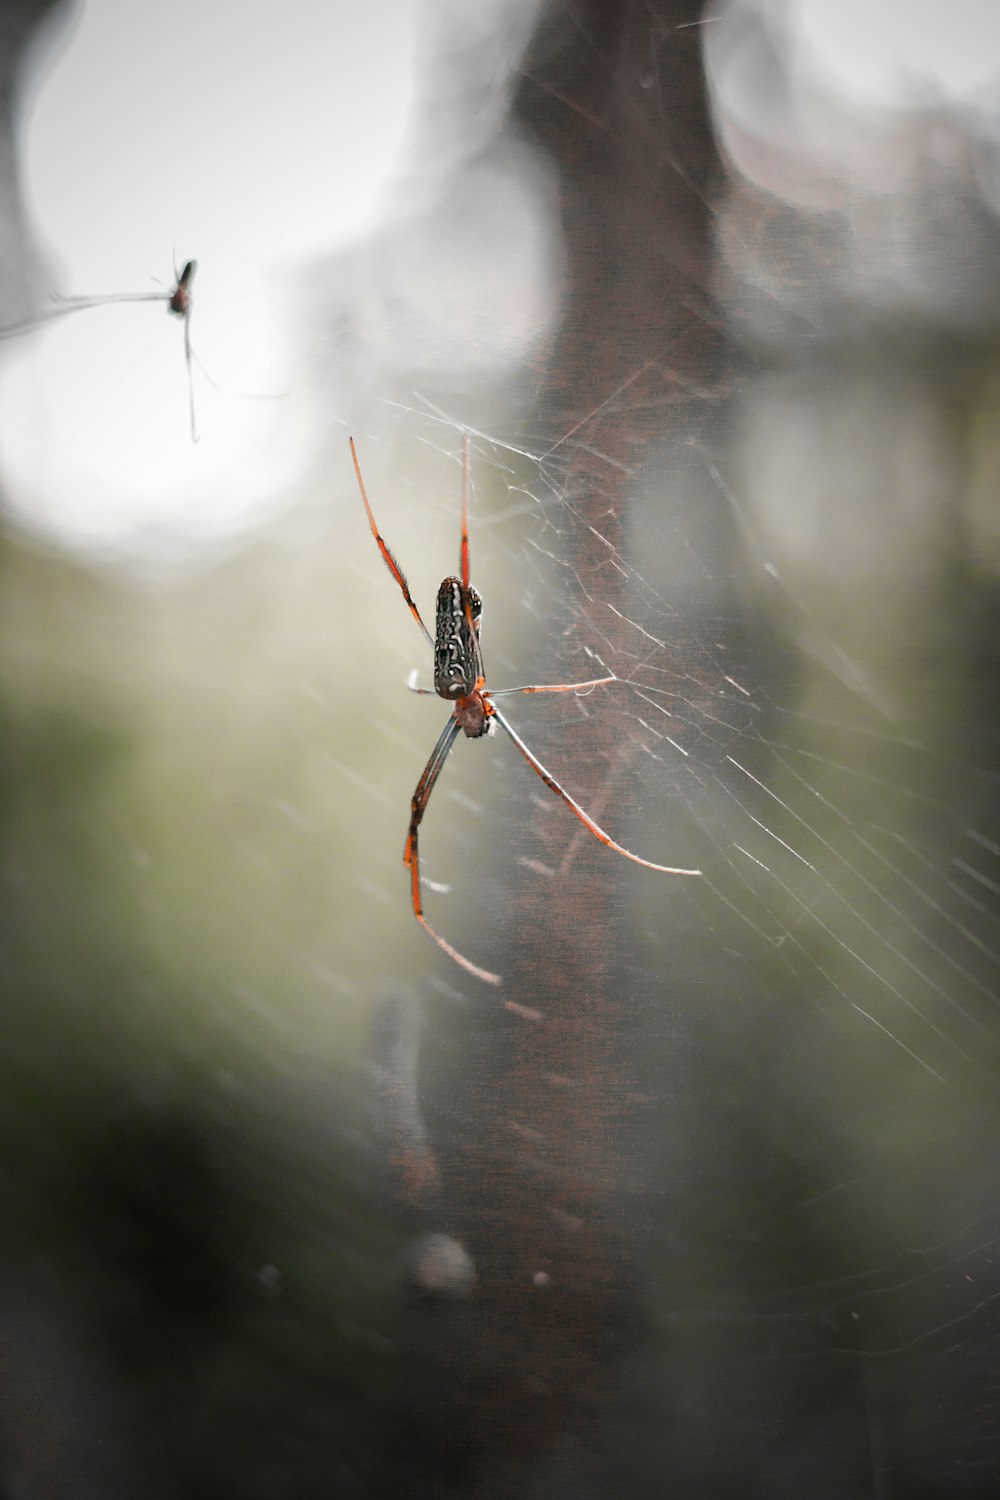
[0,259,201,441]
[351,435,701,985]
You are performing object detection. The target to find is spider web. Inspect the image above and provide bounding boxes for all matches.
[371,383,1000,1104]
[1,0,998,1493]
[365,330,1000,1487]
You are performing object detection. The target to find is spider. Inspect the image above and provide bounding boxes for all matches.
[0,259,201,442]
[350,434,701,985]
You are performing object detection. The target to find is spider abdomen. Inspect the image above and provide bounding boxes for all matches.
[434,576,484,701]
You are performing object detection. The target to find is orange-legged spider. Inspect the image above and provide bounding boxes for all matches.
[350,434,700,985]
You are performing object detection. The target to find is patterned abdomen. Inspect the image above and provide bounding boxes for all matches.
[433,576,483,700]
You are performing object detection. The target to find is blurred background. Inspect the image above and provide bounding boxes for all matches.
[1,0,1000,1494]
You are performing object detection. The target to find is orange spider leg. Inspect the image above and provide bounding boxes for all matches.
[490,676,616,697]
[488,703,702,876]
[404,713,501,986]
[459,433,471,590]
[458,436,483,663]
[350,436,435,649]
[408,675,616,698]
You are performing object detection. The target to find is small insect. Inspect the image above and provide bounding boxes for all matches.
[0,259,201,441]
[351,434,701,986]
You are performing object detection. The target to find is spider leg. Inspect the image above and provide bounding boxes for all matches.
[459,433,470,588]
[407,672,602,699]
[183,327,283,415]
[404,715,502,985]
[183,308,199,444]
[458,434,483,644]
[490,675,615,698]
[52,291,169,308]
[489,703,702,876]
[350,437,435,650]
[0,290,170,343]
